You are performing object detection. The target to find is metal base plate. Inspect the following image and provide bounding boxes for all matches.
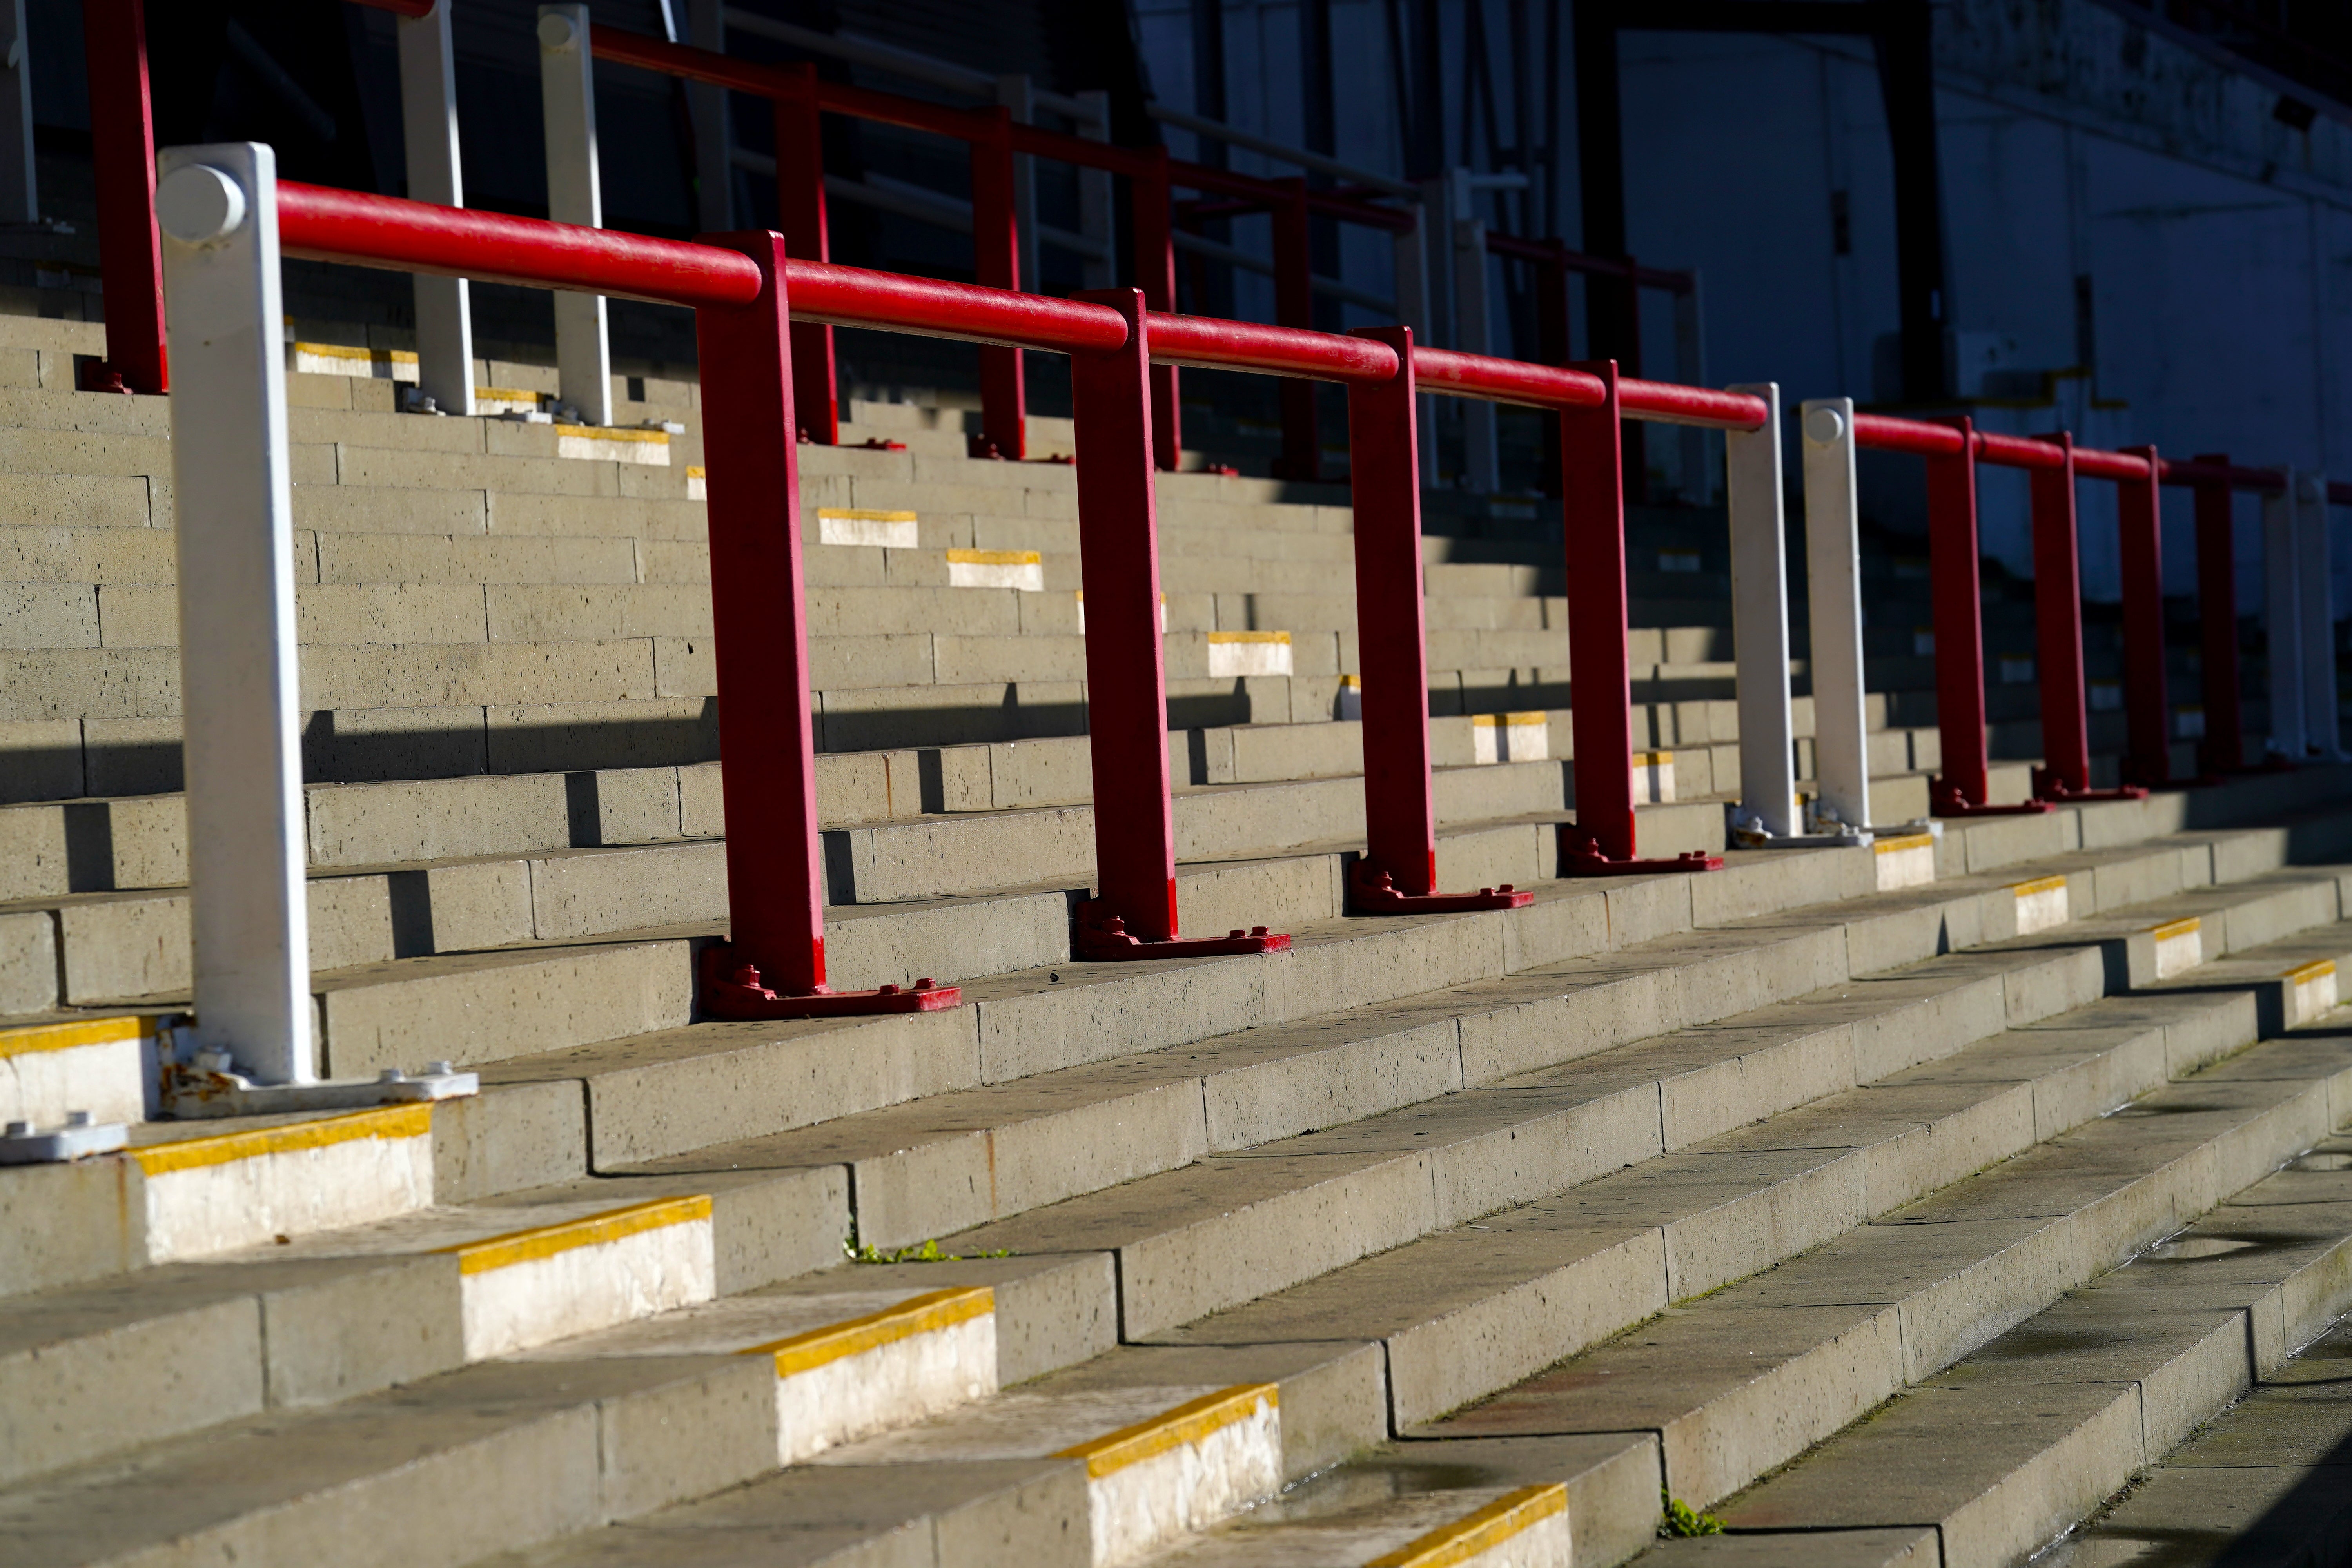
[161,1062,479,1119]
[0,1117,128,1165]
[1561,835,1725,876]
[698,943,962,1019]
[1073,900,1292,960]
[1931,778,2055,817]
[1348,863,1534,913]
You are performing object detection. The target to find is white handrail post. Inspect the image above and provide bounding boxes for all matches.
[1727,382,1795,838]
[0,0,36,223]
[689,0,732,232]
[156,143,312,1085]
[1800,397,1872,835]
[1075,89,1114,289]
[998,73,1040,296]
[2263,469,2307,759]
[398,0,474,416]
[539,4,612,426]
[2297,470,2339,757]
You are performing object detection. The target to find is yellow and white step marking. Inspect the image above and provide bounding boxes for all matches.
[0,1016,148,1127]
[2010,874,2071,936]
[2284,959,2339,1027]
[1631,750,1675,805]
[1207,630,1292,678]
[1074,590,1165,633]
[2149,916,2204,980]
[134,1105,433,1263]
[686,464,708,501]
[1339,673,1362,721]
[820,507,918,548]
[947,547,1044,590]
[755,1286,996,1461]
[557,424,671,465]
[821,1381,1280,1564]
[1158,1483,1568,1568]
[474,385,545,416]
[517,1283,998,1461]
[1872,831,1936,892]
[289,341,417,381]
[1367,1485,1570,1568]
[1471,712,1548,766]
[439,1195,715,1359]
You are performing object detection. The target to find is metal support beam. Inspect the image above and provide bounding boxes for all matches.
[2263,471,2306,760]
[2116,445,2170,786]
[1068,288,1287,956]
[1800,398,1873,833]
[398,0,474,416]
[86,0,166,393]
[2190,456,2245,774]
[538,4,612,425]
[1345,325,1528,913]
[2296,471,2339,757]
[1726,382,1795,838]
[691,230,958,1018]
[0,0,37,224]
[155,143,306,1080]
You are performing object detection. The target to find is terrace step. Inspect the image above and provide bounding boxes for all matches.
[451,903,2352,1568]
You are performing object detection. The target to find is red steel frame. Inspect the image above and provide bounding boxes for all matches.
[584,25,1412,476]
[1855,412,2288,815]
[270,181,1771,1015]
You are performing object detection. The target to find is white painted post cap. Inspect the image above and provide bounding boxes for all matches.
[1802,405,1846,444]
[155,164,247,246]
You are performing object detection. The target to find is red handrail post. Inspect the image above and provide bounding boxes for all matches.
[2027,432,2145,803]
[1345,325,1528,913]
[1069,289,1287,958]
[2117,445,2172,788]
[85,0,166,394]
[1270,177,1319,481]
[2192,454,2247,774]
[691,231,957,1018]
[1130,145,1182,471]
[1926,418,2045,815]
[970,107,1026,459]
[1558,359,1720,874]
[773,65,837,444]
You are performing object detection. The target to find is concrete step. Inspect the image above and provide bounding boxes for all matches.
[931,875,2347,1347]
[1700,1029,2352,1568]
[1408,968,2352,1552]
[2042,1268,2352,1566]
[460,914,2352,1568]
[4,804,2333,1561]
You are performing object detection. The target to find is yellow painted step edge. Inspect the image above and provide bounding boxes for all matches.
[0,1015,144,1060]
[1206,630,1290,644]
[131,1103,430,1177]
[2151,916,2202,941]
[1632,749,1673,766]
[946,548,1041,566]
[744,1285,994,1378]
[1365,1483,1569,1568]
[821,508,918,522]
[686,465,706,479]
[2285,959,2337,984]
[1054,1383,1277,1480]
[2010,875,2067,897]
[1875,832,1935,854]
[561,425,668,445]
[1469,712,1546,728]
[441,1194,711,1276]
[292,341,415,365]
